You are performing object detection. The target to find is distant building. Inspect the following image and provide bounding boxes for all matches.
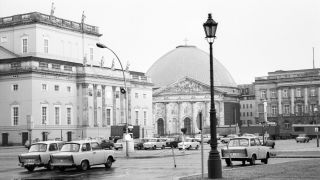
[147,45,240,136]
[254,69,320,138]
[238,84,257,125]
[0,12,153,146]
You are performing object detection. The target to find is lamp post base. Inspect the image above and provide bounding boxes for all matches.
[207,150,222,179]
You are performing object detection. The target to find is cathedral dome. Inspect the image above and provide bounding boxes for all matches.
[147,45,237,88]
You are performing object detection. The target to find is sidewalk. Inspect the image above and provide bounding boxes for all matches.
[114,148,194,159]
[179,158,320,180]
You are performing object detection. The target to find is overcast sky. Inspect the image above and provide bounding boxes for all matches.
[1,0,320,84]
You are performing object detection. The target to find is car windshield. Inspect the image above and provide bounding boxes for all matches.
[228,138,249,147]
[29,143,47,152]
[61,143,80,152]
[149,139,157,142]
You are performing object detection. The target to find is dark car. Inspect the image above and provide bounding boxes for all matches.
[134,138,150,150]
[165,137,181,148]
[100,139,114,149]
[264,138,275,148]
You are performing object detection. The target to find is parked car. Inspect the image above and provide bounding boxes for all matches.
[296,134,310,143]
[178,138,200,150]
[242,134,275,149]
[114,139,124,150]
[221,137,270,166]
[164,137,180,148]
[134,138,150,150]
[100,139,114,150]
[194,134,211,143]
[143,138,166,150]
[50,140,115,171]
[220,134,239,144]
[18,141,65,172]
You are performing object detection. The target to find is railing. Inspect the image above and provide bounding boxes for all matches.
[0,12,100,35]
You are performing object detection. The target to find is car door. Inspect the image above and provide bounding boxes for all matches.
[254,138,263,159]
[91,142,105,165]
[81,143,94,164]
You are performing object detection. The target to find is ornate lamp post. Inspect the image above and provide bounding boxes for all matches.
[96,43,129,157]
[203,13,222,179]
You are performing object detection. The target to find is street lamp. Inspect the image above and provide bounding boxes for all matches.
[203,13,222,179]
[96,42,129,157]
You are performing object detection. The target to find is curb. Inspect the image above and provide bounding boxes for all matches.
[115,152,193,159]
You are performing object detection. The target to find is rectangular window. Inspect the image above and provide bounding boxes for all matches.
[11,62,21,68]
[144,111,147,125]
[1,36,7,43]
[22,38,28,53]
[283,89,288,98]
[271,105,278,115]
[135,93,139,98]
[44,39,48,53]
[311,88,316,97]
[284,104,290,114]
[64,65,72,71]
[12,106,19,126]
[39,62,48,68]
[243,112,245,117]
[42,84,47,91]
[67,107,72,125]
[12,84,18,91]
[135,111,139,125]
[271,90,276,98]
[90,48,93,61]
[54,85,59,91]
[106,109,111,125]
[42,106,47,125]
[52,64,61,70]
[297,104,303,115]
[261,90,266,99]
[250,112,253,116]
[67,86,71,92]
[55,106,60,125]
[296,88,301,97]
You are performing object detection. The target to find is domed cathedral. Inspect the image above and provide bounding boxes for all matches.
[147,45,241,137]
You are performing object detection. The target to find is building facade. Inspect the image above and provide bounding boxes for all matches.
[238,84,257,125]
[0,12,153,146]
[254,69,320,138]
[147,45,240,136]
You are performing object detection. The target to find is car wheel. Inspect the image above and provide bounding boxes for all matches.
[26,166,35,172]
[80,160,89,171]
[153,146,156,150]
[46,160,54,170]
[187,146,192,150]
[115,148,118,150]
[162,145,165,149]
[105,157,113,169]
[195,145,199,150]
[249,155,256,165]
[242,160,246,166]
[179,148,182,150]
[272,144,275,149]
[225,159,231,166]
[262,154,269,164]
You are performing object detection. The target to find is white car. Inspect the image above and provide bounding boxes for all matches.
[220,134,239,144]
[18,141,65,172]
[221,137,270,166]
[50,140,115,171]
[178,138,200,150]
[114,139,124,150]
[143,138,166,150]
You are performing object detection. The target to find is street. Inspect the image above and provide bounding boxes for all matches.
[0,139,314,180]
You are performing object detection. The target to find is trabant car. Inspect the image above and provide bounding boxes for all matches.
[50,140,115,171]
[221,137,270,166]
[114,139,124,150]
[178,138,200,150]
[143,138,166,150]
[296,134,310,143]
[18,141,64,172]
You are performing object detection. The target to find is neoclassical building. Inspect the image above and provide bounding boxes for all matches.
[0,12,153,145]
[147,45,240,136]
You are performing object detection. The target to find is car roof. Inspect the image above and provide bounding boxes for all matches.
[32,140,64,145]
[66,140,99,144]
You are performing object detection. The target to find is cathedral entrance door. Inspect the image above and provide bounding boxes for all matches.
[157,118,164,136]
[184,117,192,135]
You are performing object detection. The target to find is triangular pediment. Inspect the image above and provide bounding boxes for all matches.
[0,46,19,59]
[154,76,221,96]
